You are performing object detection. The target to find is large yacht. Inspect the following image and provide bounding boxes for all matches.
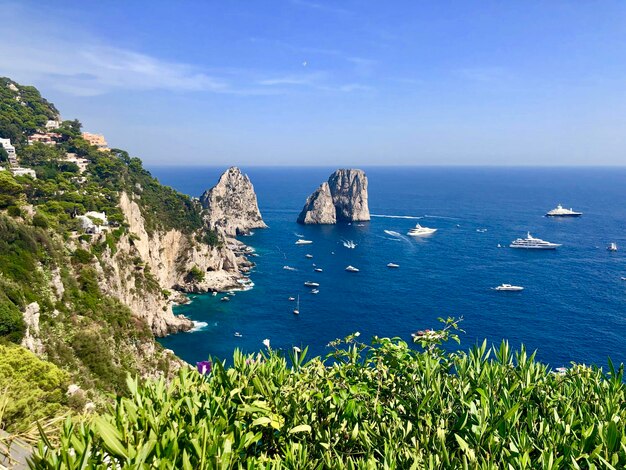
[494,284,524,291]
[545,204,582,217]
[510,233,561,250]
[407,224,437,237]
[295,239,313,245]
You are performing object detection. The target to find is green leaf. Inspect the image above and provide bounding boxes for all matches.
[94,417,127,459]
[289,424,312,434]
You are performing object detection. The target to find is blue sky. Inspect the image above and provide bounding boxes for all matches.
[2,1,626,165]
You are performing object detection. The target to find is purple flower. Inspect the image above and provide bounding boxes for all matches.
[196,360,212,375]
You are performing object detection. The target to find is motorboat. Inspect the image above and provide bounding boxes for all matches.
[305,254,313,258]
[621,277,626,281]
[510,233,561,249]
[476,228,488,233]
[212,292,217,296]
[345,265,359,273]
[407,224,437,237]
[494,284,524,291]
[295,239,313,245]
[608,242,618,252]
[288,296,296,301]
[283,265,297,271]
[545,204,582,217]
[314,268,323,272]
[311,289,319,294]
[342,240,357,249]
[293,295,300,315]
[234,332,243,338]
[221,296,230,302]
[387,263,399,268]
[304,281,320,288]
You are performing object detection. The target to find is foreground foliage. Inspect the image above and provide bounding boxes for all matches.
[32,324,626,469]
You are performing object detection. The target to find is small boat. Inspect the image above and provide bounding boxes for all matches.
[342,240,357,249]
[497,244,502,248]
[476,228,488,233]
[407,224,437,237]
[293,295,300,315]
[345,265,359,273]
[212,292,217,296]
[304,281,320,288]
[494,284,524,291]
[314,268,323,272]
[387,263,399,268]
[295,239,313,245]
[546,204,582,217]
[305,254,313,258]
[621,277,626,281]
[234,332,243,338]
[311,289,319,294]
[608,242,618,252]
[288,296,296,301]
[221,296,230,302]
[283,265,297,271]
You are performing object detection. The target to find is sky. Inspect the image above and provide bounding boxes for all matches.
[1,1,626,166]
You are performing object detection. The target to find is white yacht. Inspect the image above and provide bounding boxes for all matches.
[608,242,618,252]
[314,268,323,272]
[288,296,296,301]
[293,295,300,315]
[510,233,561,250]
[304,281,319,288]
[407,224,437,237]
[545,204,582,217]
[295,239,313,245]
[345,265,360,273]
[311,289,319,294]
[494,284,524,291]
[305,254,313,259]
[387,263,399,268]
[234,332,243,338]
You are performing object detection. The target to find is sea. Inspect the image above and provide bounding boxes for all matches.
[151,166,626,369]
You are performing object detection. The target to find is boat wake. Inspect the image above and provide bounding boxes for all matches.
[372,214,423,220]
[190,321,208,332]
[294,233,304,238]
[383,230,413,244]
[342,239,357,249]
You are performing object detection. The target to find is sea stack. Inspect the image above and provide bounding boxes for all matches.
[200,167,267,236]
[297,169,370,224]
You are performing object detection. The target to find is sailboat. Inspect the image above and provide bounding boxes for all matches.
[608,242,618,252]
[293,295,300,315]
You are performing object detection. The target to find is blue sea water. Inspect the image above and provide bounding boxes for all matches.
[151,166,626,368]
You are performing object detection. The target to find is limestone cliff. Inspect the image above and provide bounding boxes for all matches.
[200,167,267,236]
[296,182,336,224]
[95,192,248,336]
[297,169,370,224]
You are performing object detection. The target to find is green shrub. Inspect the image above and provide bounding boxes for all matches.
[0,344,69,431]
[185,265,205,283]
[32,213,49,229]
[0,300,25,343]
[71,248,93,264]
[30,320,626,468]
[6,206,21,217]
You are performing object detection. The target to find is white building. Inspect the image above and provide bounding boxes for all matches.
[63,153,89,174]
[0,138,17,166]
[11,167,36,179]
[45,120,61,130]
[84,211,108,225]
[76,216,101,234]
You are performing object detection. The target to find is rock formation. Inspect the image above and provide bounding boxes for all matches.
[297,169,370,224]
[297,182,336,224]
[200,167,267,236]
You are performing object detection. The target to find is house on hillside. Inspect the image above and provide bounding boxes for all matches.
[28,133,59,145]
[62,153,89,173]
[11,167,37,179]
[0,138,17,166]
[77,212,108,234]
[82,132,110,151]
[45,120,62,130]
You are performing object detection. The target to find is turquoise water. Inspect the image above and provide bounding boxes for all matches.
[153,167,626,368]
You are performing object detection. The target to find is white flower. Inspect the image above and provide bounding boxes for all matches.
[354,332,360,337]
[293,346,301,353]
[262,338,270,348]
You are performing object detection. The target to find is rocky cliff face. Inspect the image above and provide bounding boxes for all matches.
[297,182,336,224]
[200,167,267,236]
[95,192,248,337]
[297,169,370,224]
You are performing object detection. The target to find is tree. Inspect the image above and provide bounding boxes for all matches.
[0,300,25,343]
[0,146,7,163]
